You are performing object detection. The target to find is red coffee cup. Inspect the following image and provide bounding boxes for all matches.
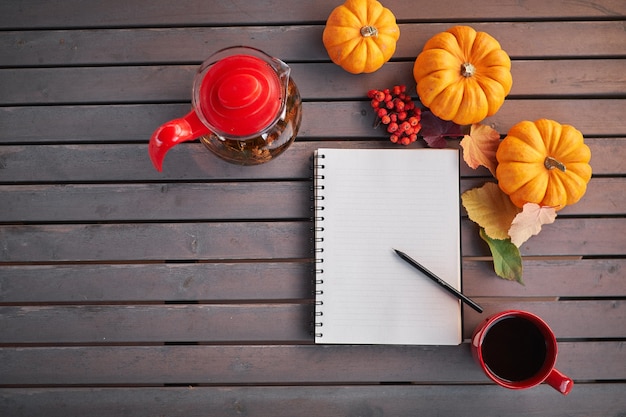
[471,310,573,395]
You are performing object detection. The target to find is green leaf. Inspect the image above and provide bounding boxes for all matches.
[479,227,524,285]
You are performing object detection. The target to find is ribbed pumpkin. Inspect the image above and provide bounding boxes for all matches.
[413,26,512,125]
[496,119,592,210]
[322,0,399,74]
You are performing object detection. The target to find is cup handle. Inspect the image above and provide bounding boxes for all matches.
[545,368,573,395]
[148,110,209,171]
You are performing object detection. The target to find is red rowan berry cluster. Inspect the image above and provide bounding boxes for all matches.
[368,85,422,146]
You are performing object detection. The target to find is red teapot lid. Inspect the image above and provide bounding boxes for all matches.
[196,54,283,137]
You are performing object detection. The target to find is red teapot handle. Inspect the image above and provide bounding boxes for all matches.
[148,110,209,171]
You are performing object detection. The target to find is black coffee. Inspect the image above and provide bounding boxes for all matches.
[481,316,548,382]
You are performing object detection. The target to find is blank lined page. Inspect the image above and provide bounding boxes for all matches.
[314,148,462,345]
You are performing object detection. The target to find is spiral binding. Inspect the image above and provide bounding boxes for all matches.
[312,152,326,339]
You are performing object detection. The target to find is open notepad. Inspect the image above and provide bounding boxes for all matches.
[313,148,462,345]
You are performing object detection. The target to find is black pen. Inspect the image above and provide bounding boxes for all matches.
[393,248,483,313]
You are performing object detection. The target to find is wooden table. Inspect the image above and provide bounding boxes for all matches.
[1,1,625,415]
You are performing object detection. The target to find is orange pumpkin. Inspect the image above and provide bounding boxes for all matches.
[322,0,399,74]
[413,26,512,125]
[496,119,592,210]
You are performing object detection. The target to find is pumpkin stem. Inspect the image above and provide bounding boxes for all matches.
[460,63,476,77]
[360,26,378,37]
[544,156,567,172]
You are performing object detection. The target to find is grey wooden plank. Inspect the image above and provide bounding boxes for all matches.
[0,342,622,385]
[0,300,622,344]
[0,182,313,222]
[462,300,626,339]
[462,217,626,257]
[481,98,626,138]
[0,262,312,303]
[2,384,625,417]
[1,99,624,144]
[0,304,313,344]
[1,177,621,223]
[463,259,626,298]
[1,259,623,304]
[0,217,622,262]
[510,59,626,98]
[590,138,626,174]
[2,21,625,67]
[0,138,623,183]
[2,0,625,29]
[0,141,322,183]
[0,218,623,262]
[3,59,625,105]
[398,20,626,60]
[0,222,313,262]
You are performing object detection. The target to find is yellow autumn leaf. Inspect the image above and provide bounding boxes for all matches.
[460,123,501,176]
[461,182,522,240]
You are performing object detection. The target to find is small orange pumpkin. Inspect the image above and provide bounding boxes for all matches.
[322,0,399,74]
[413,26,512,125]
[496,119,592,210]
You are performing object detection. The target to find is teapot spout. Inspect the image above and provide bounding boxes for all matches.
[148,111,209,171]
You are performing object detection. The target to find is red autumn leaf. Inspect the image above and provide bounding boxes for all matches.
[420,110,464,148]
[460,123,501,176]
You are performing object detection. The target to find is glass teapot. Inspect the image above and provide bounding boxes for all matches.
[149,46,302,170]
